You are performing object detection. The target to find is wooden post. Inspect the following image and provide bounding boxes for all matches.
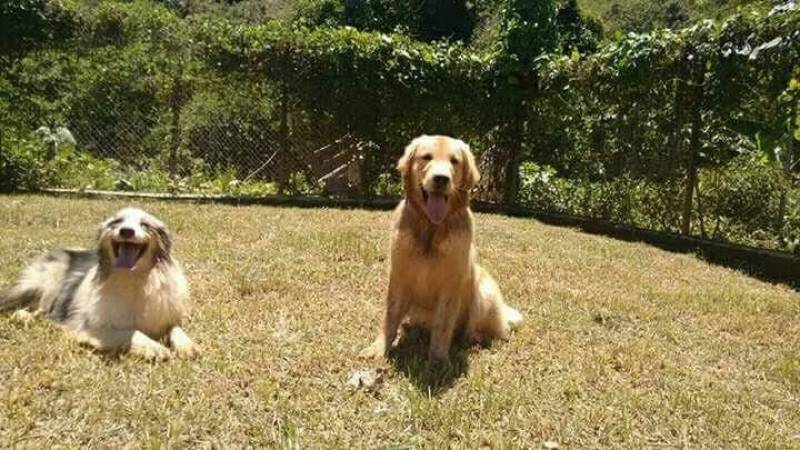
[681,121,698,235]
[681,73,702,236]
[777,133,793,246]
[168,66,182,175]
[502,101,524,206]
[278,80,290,194]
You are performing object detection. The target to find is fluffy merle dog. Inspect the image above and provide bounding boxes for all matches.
[0,207,198,360]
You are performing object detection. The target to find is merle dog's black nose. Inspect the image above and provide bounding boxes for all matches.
[433,175,450,189]
[119,227,134,239]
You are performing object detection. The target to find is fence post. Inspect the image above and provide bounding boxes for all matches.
[501,101,524,207]
[777,131,793,245]
[278,80,290,193]
[681,65,702,236]
[0,115,4,188]
[681,112,699,235]
[168,66,182,175]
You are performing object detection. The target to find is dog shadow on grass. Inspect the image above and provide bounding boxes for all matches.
[388,326,472,396]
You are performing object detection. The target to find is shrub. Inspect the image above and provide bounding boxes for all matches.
[41,146,119,190]
[372,172,402,197]
[0,135,46,192]
[0,0,76,62]
[178,82,278,177]
[295,0,480,43]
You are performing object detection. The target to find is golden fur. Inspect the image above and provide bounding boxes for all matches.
[361,135,522,361]
[0,208,198,360]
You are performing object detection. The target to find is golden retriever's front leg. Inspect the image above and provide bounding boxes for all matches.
[360,282,409,359]
[429,296,459,361]
[168,326,200,358]
[75,328,172,360]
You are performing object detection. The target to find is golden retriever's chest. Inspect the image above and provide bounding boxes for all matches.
[391,239,474,305]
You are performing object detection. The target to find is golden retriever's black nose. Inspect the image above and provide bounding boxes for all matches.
[433,175,450,189]
[119,227,135,239]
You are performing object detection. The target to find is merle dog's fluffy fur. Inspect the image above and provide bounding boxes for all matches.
[0,207,198,360]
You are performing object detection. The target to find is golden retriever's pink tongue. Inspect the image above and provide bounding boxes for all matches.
[115,243,139,270]
[425,193,447,224]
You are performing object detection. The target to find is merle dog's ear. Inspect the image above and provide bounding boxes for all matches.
[398,135,425,178]
[155,224,173,263]
[96,217,113,241]
[96,217,114,279]
[141,215,173,264]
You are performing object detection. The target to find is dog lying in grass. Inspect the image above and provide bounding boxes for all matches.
[0,207,198,360]
[361,135,523,361]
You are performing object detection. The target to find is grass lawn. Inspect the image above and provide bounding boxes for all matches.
[1,194,799,448]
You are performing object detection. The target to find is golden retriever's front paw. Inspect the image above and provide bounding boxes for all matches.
[359,340,386,359]
[173,341,201,359]
[428,340,451,362]
[428,349,449,363]
[131,342,172,361]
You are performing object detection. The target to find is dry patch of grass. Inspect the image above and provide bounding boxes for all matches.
[1,194,799,448]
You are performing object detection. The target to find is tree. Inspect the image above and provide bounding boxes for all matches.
[493,0,559,204]
[0,0,75,65]
[296,0,480,42]
[556,0,603,54]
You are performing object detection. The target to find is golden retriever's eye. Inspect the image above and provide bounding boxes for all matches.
[450,157,459,165]
[421,154,433,161]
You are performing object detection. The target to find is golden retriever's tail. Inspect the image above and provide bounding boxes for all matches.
[475,265,523,339]
[501,304,523,331]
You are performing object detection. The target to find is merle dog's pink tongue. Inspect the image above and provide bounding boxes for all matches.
[425,193,448,224]
[115,243,139,270]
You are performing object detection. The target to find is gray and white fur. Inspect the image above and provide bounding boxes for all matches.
[0,207,198,360]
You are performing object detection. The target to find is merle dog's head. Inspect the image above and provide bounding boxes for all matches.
[97,207,173,274]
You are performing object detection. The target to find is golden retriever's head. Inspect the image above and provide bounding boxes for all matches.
[398,135,480,224]
[97,207,173,274]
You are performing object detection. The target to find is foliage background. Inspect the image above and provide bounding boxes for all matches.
[0,0,798,253]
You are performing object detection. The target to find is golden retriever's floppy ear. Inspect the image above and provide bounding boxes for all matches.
[398,135,425,177]
[460,141,480,190]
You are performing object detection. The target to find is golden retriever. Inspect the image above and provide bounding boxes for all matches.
[361,135,522,361]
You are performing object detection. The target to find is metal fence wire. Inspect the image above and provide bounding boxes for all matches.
[1,63,798,256]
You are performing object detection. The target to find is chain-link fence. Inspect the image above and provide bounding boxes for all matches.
[2,93,797,256]
[1,3,799,257]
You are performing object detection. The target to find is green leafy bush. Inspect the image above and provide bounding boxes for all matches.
[372,172,402,198]
[2,0,798,254]
[0,0,76,61]
[284,171,323,196]
[0,136,46,192]
[295,0,480,42]
[178,82,278,176]
[42,146,119,190]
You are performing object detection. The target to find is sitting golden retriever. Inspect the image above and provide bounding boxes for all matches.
[361,135,522,361]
